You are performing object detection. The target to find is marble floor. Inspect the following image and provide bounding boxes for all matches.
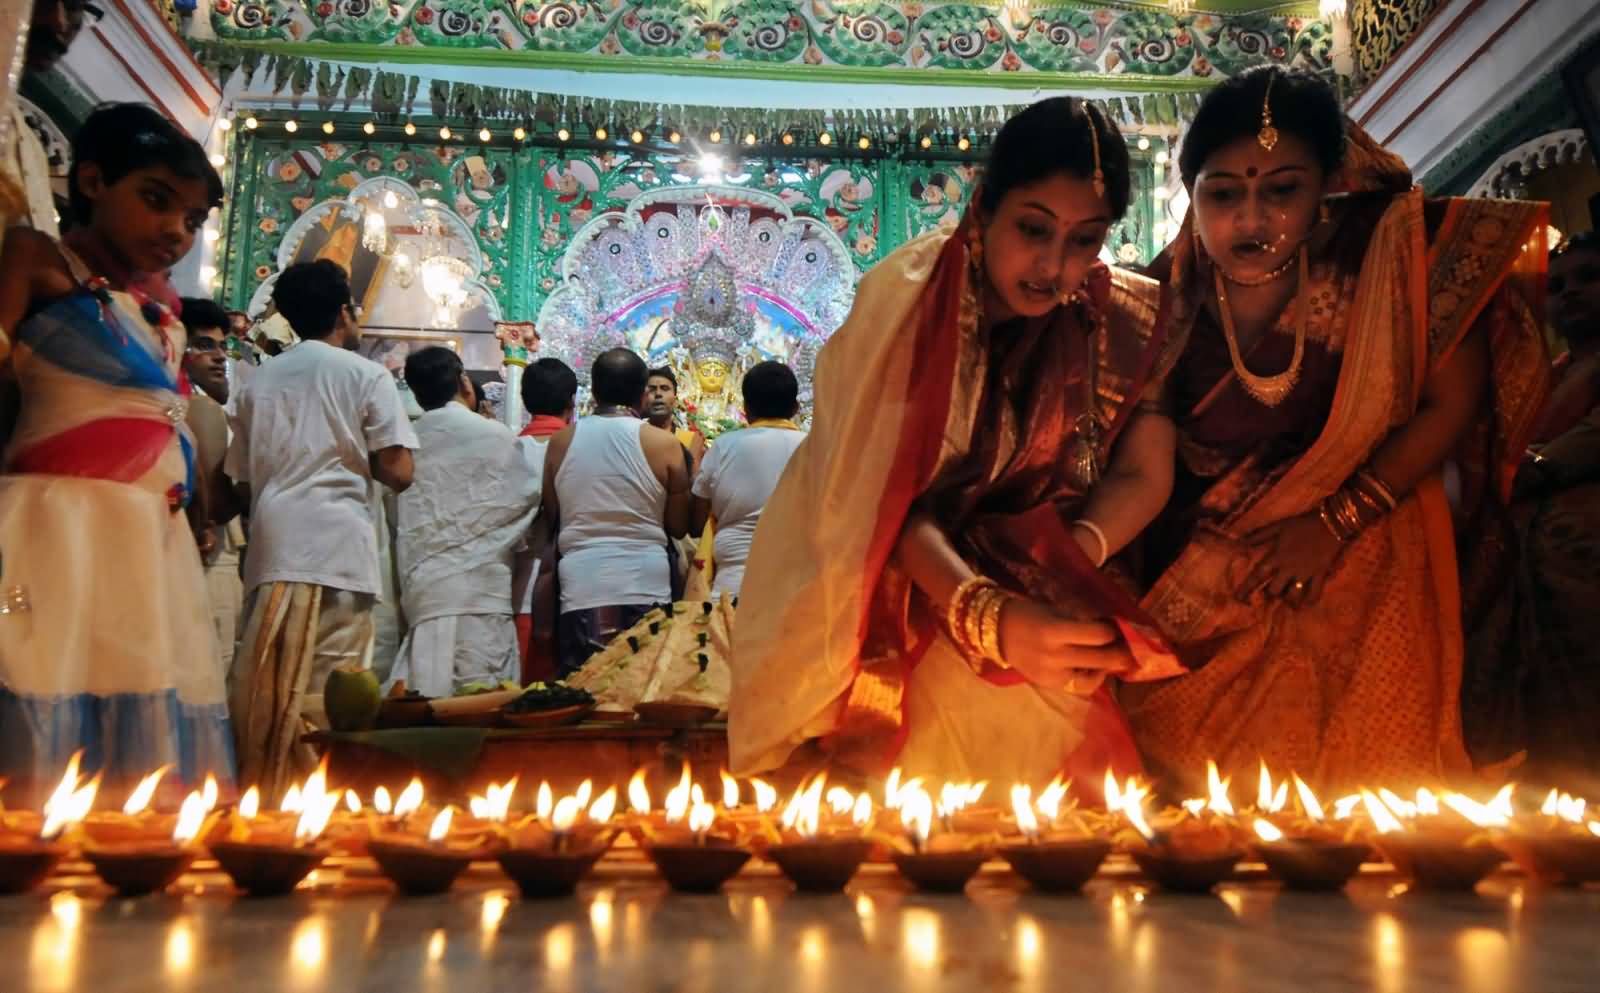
[3,858,1598,993]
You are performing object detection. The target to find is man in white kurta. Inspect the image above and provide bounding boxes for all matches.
[388,346,539,696]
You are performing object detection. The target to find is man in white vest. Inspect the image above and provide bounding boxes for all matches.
[542,348,689,676]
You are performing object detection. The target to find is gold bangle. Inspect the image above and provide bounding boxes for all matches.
[981,590,1012,669]
[1356,468,1399,511]
[947,576,995,659]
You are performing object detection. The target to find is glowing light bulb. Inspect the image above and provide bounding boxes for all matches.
[781,133,794,146]
[858,136,870,150]
[744,133,757,146]
[478,127,491,142]
[957,136,970,151]
[284,120,298,133]
[322,121,335,135]
[709,129,722,144]
[439,126,452,140]
[203,228,220,244]
[919,136,932,149]
[668,130,682,143]
[513,127,526,141]
[631,130,644,144]
[557,128,570,142]
[217,118,232,132]
[1137,136,1151,151]
[209,153,226,167]
[594,126,608,141]
[404,121,417,136]
[363,121,376,135]
[819,132,832,146]
[244,116,258,130]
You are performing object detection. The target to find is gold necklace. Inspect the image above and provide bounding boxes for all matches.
[1213,245,1309,408]
[1219,249,1297,287]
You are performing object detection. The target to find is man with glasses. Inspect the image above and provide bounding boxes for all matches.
[180,297,247,687]
[226,260,417,795]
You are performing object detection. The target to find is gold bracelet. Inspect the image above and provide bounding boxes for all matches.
[1356,468,1399,511]
[947,576,995,659]
[1319,502,1349,542]
[980,589,1012,669]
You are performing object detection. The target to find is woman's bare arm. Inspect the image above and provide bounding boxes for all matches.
[1075,411,1177,560]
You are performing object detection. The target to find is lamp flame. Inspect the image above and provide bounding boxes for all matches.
[664,767,692,823]
[41,774,100,840]
[238,786,260,820]
[588,787,617,824]
[751,778,778,813]
[1292,774,1325,821]
[574,780,593,810]
[1036,776,1068,823]
[344,790,361,814]
[202,774,220,812]
[1256,762,1287,813]
[852,793,873,828]
[628,769,651,815]
[551,796,582,834]
[428,807,454,843]
[884,768,904,810]
[293,791,336,844]
[1252,818,1285,843]
[123,766,172,816]
[394,779,424,819]
[373,786,393,815]
[1333,794,1362,820]
[721,771,740,809]
[42,752,84,818]
[1377,788,1416,821]
[1415,787,1440,817]
[827,787,855,817]
[1441,792,1510,828]
[536,782,554,822]
[1011,784,1039,840]
[900,786,933,848]
[1589,822,1600,838]
[688,801,715,837]
[173,791,208,844]
[1360,790,1405,834]
[1542,789,1587,824]
[782,777,825,838]
[281,784,304,814]
[1206,760,1235,816]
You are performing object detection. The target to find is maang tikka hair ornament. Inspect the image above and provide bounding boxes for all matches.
[1258,73,1280,152]
[1085,102,1106,199]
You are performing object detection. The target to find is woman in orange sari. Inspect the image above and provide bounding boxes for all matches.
[1122,67,1550,794]
[729,98,1185,786]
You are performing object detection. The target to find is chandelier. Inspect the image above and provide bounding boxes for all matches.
[420,255,472,329]
[361,205,387,254]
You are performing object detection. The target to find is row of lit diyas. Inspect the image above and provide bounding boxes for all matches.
[3,755,1599,898]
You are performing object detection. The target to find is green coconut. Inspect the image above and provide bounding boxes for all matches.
[324,667,382,732]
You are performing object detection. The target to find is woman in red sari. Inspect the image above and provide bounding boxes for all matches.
[730,98,1185,785]
[1123,68,1550,794]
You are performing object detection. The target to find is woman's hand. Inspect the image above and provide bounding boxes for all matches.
[998,597,1133,690]
[1238,512,1345,607]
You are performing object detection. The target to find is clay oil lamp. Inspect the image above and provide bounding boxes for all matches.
[1496,790,1600,886]
[998,781,1112,893]
[1249,770,1370,891]
[888,783,991,893]
[369,804,495,896]
[1363,787,1508,891]
[763,776,874,892]
[1120,766,1244,894]
[81,766,178,846]
[645,793,751,893]
[498,786,621,898]
[209,778,338,897]
[0,757,98,894]
[84,789,220,896]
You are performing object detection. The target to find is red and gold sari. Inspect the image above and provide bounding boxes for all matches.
[729,215,1182,783]
[1122,130,1550,793]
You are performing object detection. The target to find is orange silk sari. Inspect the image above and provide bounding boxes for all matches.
[1122,130,1551,794]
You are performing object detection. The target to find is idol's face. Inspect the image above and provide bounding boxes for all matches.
[1190,131,1328,283]
[978,172,1112,322]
